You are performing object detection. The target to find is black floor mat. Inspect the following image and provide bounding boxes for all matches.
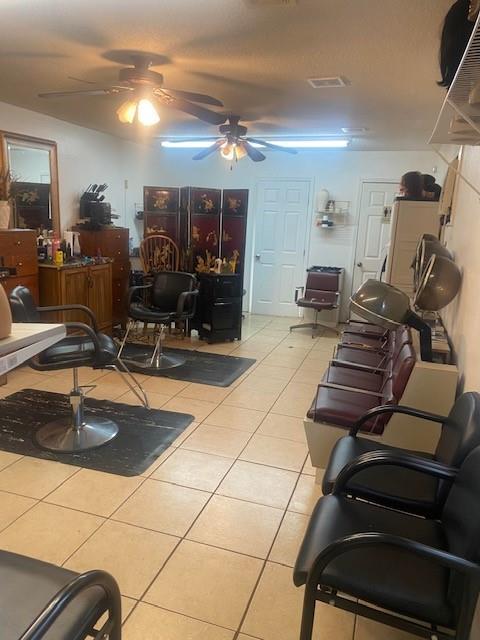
[120,344,255,387]
[0,389,194,477]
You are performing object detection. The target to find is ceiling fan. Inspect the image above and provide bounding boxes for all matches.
[38,54,226,127]
[191,115,298,162]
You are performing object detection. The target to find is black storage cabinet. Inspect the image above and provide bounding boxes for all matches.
[192,273,243,343]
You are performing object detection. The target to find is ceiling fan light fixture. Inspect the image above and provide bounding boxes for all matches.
[116,99,137,124]
[137,98,160,126]
[220,142,235,161]
[235,142,248,160]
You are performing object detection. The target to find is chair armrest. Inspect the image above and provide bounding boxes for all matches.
[127,283,152,308]
[329,359,387,374]
[304,532,480,592]
[349,404,447,436]
[333,450,457,495]
[19,569,121,640]
[37,304,98,332]
[337,342,387,353]
[177,289,199,316]
[294,286,304,303]
[320,382,383,398]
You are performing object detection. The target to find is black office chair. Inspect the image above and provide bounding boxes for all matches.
[322,392,480,517]
[294,446,480,640]
[119,271,198,371]
[0,550,121,640]
[9,286,149,453]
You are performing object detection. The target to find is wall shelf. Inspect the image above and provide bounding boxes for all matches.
[430,12,480,145]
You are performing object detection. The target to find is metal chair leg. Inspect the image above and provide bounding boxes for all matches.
[34,368,119,453]
[109,360,150,409]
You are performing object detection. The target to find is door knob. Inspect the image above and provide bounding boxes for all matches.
[356,262,363,268]
[255,254,261,260]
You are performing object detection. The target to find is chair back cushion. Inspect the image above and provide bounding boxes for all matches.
[305,271,339,292]
[151,272,196,312]
[8,286,40,323]
[442,446,480,611]
[391,343,416,401]
[435,393,480,467]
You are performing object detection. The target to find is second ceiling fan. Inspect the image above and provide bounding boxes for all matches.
[191,115,298,162]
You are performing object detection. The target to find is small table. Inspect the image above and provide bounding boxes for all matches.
[0,323,66,375]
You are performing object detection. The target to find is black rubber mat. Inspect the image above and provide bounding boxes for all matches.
[120,344,255,387]
[0,389,194,477]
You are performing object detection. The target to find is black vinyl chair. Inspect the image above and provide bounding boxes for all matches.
[321,392,480,517]
[9,286,149,453]
[0,550,121,640]
[119,271,198,371]
[294,446,480,640]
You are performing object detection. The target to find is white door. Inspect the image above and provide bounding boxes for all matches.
[252,179,311,316]
[352,181,398,294]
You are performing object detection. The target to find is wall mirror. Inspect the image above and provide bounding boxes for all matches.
[0,132,60,233]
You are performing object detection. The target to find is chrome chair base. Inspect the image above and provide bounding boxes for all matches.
[118,320,186,371]
[290,310,339,338]
[35,417,118,453]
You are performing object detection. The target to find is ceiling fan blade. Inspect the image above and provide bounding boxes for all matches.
[192,139,225,160]
[160,95,227,125]
[246,137,298,154]
[38,86,130,98]
[243,140,266,162]
[161,88,223,107]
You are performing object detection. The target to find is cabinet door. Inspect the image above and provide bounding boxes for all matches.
[88,265,112,332]
[62,270,89,323]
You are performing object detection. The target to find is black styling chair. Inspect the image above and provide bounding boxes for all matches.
[1,550,121,640]
[322,392,480,517]
[294,445,480,640]
[119,271,198,371]
[9,286,149,453]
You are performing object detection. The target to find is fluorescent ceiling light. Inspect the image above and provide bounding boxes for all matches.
[161,139,350,149]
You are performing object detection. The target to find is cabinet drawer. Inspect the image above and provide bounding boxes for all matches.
[111,260,130,278]
[0,230,37,259]
[2,255,38,277]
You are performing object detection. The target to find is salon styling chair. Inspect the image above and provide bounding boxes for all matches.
[0,550,121,640]
[290,270,340,337]
[294,445,480,640]
[120,271,198,370]
[9,286,149,453]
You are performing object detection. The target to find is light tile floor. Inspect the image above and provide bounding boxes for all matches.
[0,314,412,640]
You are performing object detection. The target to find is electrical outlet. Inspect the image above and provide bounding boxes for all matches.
[124,179,128,189]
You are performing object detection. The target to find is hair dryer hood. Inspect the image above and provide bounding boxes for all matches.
[414,255,462,311]
[350,280,412,330]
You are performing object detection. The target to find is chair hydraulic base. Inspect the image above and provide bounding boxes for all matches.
[35,369,118,453]
[119,321,186,371]
[290,310,339,338]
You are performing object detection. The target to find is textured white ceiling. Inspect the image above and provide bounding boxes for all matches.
[0,0,453,149]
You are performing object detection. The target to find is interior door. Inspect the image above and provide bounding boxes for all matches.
[352,181,398,294]
[252,179,310,316]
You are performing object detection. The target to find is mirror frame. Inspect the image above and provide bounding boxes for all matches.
[0,131,60,234]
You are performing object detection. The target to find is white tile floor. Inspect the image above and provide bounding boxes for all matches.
[0,315,413,639]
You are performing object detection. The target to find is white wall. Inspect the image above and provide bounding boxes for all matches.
[442,145,480,392]
[0,101,124,230]
[119,142,441,317]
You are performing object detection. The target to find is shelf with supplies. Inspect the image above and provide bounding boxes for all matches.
[315,200,351,229]
[430,11,480,145]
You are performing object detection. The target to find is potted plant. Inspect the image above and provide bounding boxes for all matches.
[0,169,14,229]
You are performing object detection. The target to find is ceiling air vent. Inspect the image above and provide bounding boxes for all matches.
[244,0,298,6]
[308,77,350,89]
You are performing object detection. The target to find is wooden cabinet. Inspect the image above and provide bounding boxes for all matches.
[0,229,39,303]
[77,227,130,327]
[39,263,112,334]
